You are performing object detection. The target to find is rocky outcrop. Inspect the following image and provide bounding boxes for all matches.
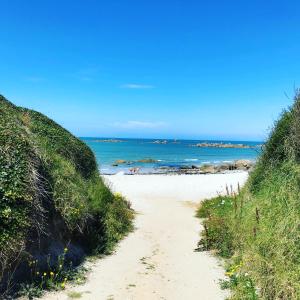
[157,160,254,174]
[199,165,217,174]
[191,142,257,149]
[93,139,123,143]
[138,158,158,163]
[234,159,253,170]
[112,159,130,166]
[112,158,158,166]
[151,140,168,144]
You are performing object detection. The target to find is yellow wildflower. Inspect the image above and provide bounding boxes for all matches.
[43,272,47,276]
[226,270,235,277]
[50,271,54,276]
[61,282,65,289]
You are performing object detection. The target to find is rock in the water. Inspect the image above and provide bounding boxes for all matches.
[93,139,123,143]
[192,142,253,149]
[200,165,217,174]
[216,164,231,172]
[234,159,253,170]
[151,140,168,144]
[138,158,158,163]
[112,159,129,166]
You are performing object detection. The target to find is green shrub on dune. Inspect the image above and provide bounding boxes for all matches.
[198,92,300,299]
[0,95,133,297]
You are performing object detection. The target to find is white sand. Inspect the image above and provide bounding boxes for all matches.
[43,172,248,300]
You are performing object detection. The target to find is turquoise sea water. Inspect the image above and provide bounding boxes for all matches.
[81,138,262,174]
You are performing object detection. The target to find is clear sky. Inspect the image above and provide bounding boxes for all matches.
[1,0,300,141]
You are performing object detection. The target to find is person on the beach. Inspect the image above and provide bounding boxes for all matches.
[129,167,140,174]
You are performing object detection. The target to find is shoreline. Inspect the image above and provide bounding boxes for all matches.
[101,159,254,175]
[101,169,248,176]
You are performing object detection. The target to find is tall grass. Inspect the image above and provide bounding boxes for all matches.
[0,95,134,297]
[197,92,300,299]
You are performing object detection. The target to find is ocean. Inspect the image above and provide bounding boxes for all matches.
[81,138,262,174]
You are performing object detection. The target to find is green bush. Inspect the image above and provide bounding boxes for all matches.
[197,196,234,257]
[197,92,300,299]
[0,95,134,297]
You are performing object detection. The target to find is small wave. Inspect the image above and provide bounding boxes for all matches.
[223,160,233,163]
[202,161,211,164]
[184,158,198,161]
[157,159,164,162]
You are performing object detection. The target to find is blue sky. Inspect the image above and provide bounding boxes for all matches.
[1,0,300,141]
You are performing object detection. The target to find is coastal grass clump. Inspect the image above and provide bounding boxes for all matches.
[18,247,87,299]
[197,92,300,299]
[0,95,134,297]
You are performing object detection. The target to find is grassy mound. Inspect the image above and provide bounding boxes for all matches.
[197,92,300,299]
[0,95,133,297]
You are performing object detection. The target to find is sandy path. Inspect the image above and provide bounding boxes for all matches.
[43,173,248,300]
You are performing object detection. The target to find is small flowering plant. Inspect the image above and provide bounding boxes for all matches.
[19,246,87,298]
[221,261,258,299]
[225,261,243,278]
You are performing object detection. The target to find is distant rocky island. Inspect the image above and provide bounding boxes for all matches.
[191,142,259,149]
[150,139,180,144]
[146,140,261,148]
[151,140,168,144]
[92,139,124,143]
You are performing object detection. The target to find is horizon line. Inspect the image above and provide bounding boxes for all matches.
[78,136,264,143]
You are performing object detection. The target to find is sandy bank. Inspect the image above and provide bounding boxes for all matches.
[42,172,248,300]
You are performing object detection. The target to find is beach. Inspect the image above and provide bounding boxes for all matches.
[82,138,260,175]
[43,172,248,300]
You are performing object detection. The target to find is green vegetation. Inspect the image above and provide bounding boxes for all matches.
[18,248,87,299]
[0,95,134,297]
[197,92,300,299]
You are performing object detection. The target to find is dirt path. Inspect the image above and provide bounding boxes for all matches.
[43,173,248,300]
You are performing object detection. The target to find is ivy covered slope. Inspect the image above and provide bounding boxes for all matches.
[198,93,300,299]
[0,95,133,291]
